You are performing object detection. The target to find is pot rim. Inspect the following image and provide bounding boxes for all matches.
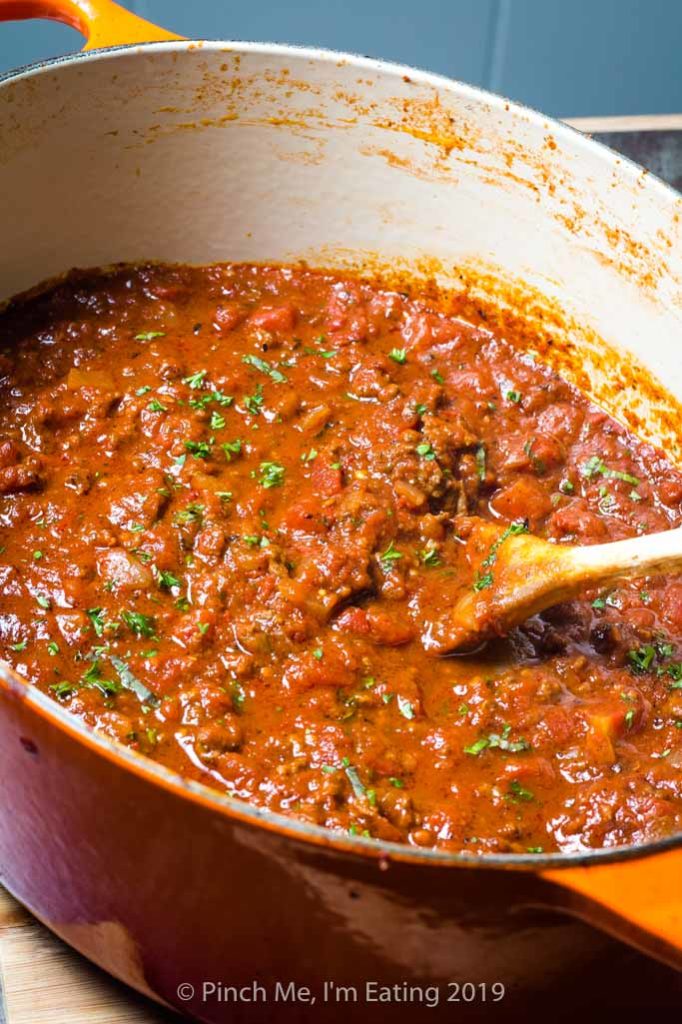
[1,38,681,872]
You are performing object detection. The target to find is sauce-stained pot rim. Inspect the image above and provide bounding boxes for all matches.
[2,38,682,870]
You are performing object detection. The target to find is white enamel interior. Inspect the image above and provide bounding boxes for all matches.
[1,42,682,453]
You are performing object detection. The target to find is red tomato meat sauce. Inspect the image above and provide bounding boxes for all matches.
[1,262,682,855]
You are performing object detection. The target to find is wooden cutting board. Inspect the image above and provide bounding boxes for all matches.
[0,888,176,1024]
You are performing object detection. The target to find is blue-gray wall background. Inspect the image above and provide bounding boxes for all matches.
[1,0,680,118]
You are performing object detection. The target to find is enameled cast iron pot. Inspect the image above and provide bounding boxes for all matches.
[0,1,681,1019]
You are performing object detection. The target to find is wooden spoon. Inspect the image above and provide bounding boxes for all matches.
[437,519,682,653]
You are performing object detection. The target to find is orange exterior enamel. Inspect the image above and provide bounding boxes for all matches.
[544,847,682,970]
[0,0,181,48]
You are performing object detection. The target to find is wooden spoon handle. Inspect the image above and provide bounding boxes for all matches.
[570,524,682,588]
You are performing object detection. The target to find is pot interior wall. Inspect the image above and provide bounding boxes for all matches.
[1,43,682,454]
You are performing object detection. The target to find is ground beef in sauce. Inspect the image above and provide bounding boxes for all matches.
[1,262,682,855]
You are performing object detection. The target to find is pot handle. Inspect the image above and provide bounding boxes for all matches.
[542,845,682,970]
[0,0,181,50]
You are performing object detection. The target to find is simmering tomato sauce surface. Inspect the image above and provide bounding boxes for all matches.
[2,262,682,855]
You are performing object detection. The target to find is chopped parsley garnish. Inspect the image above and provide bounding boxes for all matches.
[83,660,119,696]
[507,780,534,802]
[379,541,403,569]
[464,723,530,756]
[134,331,165,341]
[592,596,607,610]
[50,681,75,699]
[136,385,152,396]
[301,448,318,463]
[156,569,181,590]
[221,438,242,461]
[35,593,51,610]
[559,478,574,495]
[505,389,522,404]
[244,383,264,415]
[388,777,405,788]
[420,543,441,567]
[147,399,167,413]
[389,348,407,364]
[627,644,657,673]
[523,438,546,474]
[431,368,444,384]
[184,440,212,460]
[416,442,436,461]
[182,370,208,390]
[463,737,489,756]
[47,641,59,656]
[210,410,226,431]
[312,647,323,660]
[397,695,415,720]
[242,353,287,384]
[173,503,204,525]
[121,610,157,639]
[257,461,286,489]
[581,456,640,487]
[472,520,528,592]
[11,639,27,652]
[33,550,43,561]
[88,607,111,640]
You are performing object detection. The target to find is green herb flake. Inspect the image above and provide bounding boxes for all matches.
[182,370,208,390]
[507,780,534,802]
[581,455,640,487]
[379,540,403,569]
[47,641,60,656]
[257,461,286,489]
[389,348,407,364]
[243,383,264,416]
[420,543,441,567]
[121,610,157,639]
[184,440,212,460]
[464,737,489,756]
[242,353,288,384]
[173,503,204,525]
[50,681,75,699]
[397,695,415,720]
[472,520,528,592]
[505,389,522,404]
[11,639,27,652]
[135,331,165,341]
[157,569,181,591]
[221,438,243,461]
[627,644,657,674]
[416,442,436,461]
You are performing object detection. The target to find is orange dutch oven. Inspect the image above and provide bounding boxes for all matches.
[0,1,681,1020]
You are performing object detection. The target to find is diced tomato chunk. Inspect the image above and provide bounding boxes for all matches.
[249,303,297,334]
[311,459,343,497]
